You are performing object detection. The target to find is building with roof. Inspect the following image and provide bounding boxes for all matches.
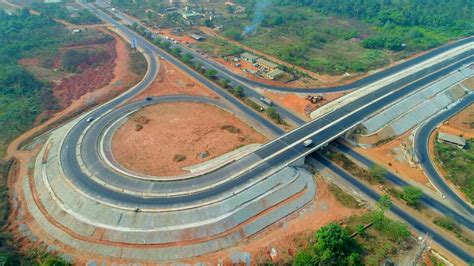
[264,69,285,80]
[190,34,205,41]
[240,52,259,63]
[437,132,466,149]
[256,58,278,70]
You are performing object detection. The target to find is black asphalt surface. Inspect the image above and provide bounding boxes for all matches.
[414,94,474,216]
[309,154,473,263]
[334,141,474,230]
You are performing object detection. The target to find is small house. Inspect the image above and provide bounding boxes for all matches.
[256,58,278,71]
[241,52,259,63]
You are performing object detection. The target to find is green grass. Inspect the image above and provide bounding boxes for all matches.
[218,6,392,75]
[329,183,363,209]
[324,150,385,184]
[196,36,243,57]
[242,30,390,75]
[129,48,147,77]
[433,216,474,246]
[434,139,474,204]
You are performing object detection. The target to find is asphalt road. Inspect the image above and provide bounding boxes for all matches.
[414,94,474,216]
[309,154,473,263]
[60,49,474,206]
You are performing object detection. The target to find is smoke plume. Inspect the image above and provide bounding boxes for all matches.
[243,0,271,35]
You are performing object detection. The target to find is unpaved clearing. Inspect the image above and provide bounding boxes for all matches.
[112,102,267,176]
[263,91,345,119]
[353,133,433,188]
[133,59,219,100]
[438,104,474,138]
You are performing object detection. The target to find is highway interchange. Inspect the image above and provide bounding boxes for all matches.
[34,2,474,263]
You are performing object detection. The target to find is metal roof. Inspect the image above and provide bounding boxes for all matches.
[438,132,466,147]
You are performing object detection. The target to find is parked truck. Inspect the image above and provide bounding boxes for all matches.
[259,96,273,106]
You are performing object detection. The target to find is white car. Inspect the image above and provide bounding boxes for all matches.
[303,139,313,147]
[86,117,94,123]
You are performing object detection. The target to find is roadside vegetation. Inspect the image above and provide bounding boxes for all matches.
[30,2,101,25]
[434,139,473,204]
[328,183,363,209]
[129,48,148,77]
[324,150,387,184]
[293,196,413,265]
[195,36,243,57]
[433,216,474,246]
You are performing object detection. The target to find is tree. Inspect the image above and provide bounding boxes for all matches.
[401,185,423,206]
[225,4,235,14]
[233,86,244,98]
[265,107,284,124]
[218,78,230,88]
[372,194,392,226]
[205,69,218,79]
[376,194,392,213]
[369,164,387,183]
[293,250,313,265]
[305,223,362,265]
[223,29,242,41]
[161,41,172,50]
[181,53,193,63]
[355,224,365,236]
[170,47,182,57]
[203,19,213,28]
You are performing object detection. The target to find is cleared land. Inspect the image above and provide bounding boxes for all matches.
[112,102,267,176]
[354,133,432,188]
[133,59,219,100]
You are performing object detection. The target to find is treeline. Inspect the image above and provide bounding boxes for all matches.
[30,2,101,25]
[273,0,474,51]
[0,9,65,151]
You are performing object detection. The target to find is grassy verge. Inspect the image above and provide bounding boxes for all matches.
[328,183,363,209]
[195,36,243,57]
[129,48,148,77]
[433,216,474,246]
[323,150,386,184]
